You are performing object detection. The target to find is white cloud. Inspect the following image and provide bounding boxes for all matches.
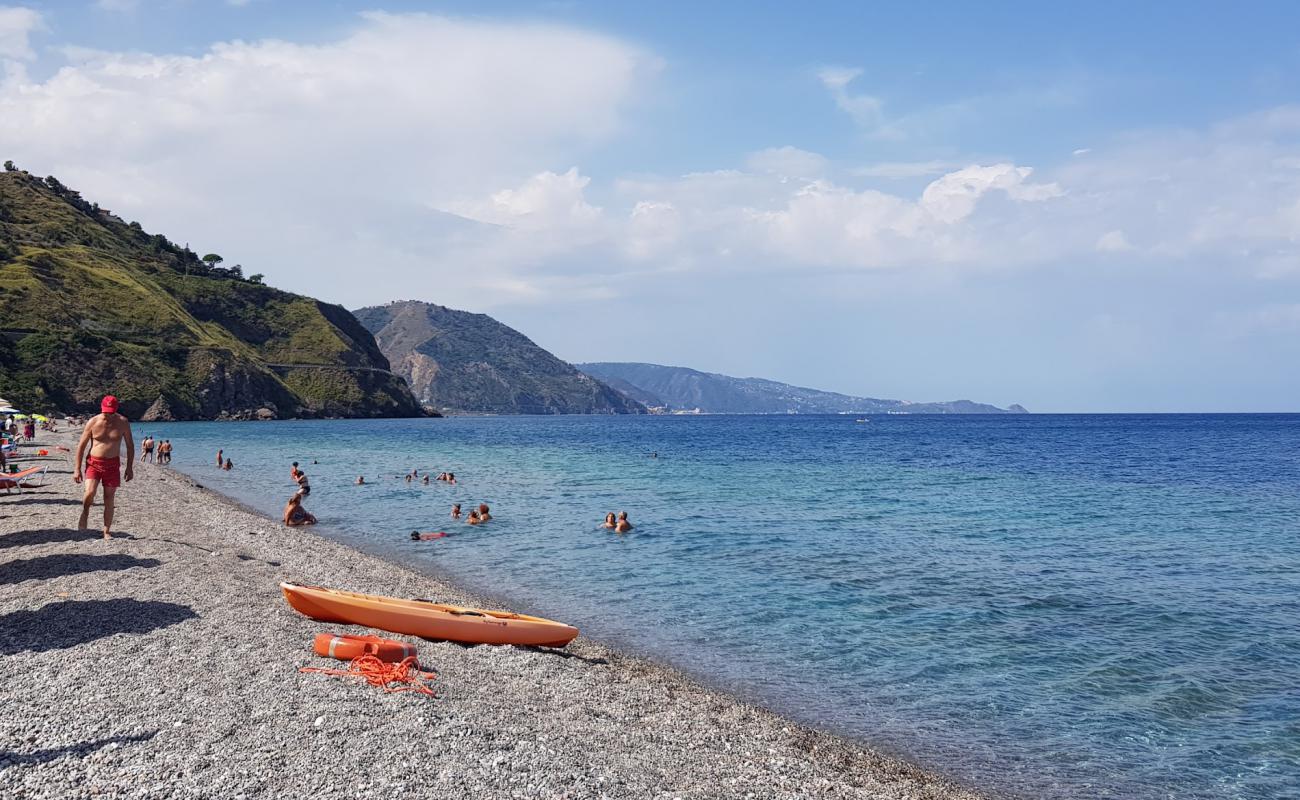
[0,6,42,61]
[919,164,1062,224]
[0,12,654,305]
[445,167,602,231]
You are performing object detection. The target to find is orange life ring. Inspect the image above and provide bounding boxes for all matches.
[312,632,417,664]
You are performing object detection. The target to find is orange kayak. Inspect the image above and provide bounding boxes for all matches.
[280,583,579,648]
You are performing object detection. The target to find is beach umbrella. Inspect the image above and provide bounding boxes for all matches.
[32,414,48,422]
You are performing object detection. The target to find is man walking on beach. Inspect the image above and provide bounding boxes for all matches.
[73,395,134,539]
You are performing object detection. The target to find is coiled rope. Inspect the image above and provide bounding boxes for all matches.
[300,653,437,696]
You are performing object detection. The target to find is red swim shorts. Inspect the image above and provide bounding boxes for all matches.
[85,456,121,488]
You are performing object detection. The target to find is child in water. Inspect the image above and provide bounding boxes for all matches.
[450,503,461,520]
[466,509,481,525]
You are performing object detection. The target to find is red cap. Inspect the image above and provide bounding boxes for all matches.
[101,395,119,413]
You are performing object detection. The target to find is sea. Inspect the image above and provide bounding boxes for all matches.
[143,414,1300,799]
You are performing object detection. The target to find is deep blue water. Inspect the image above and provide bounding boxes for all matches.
[145,414,1300,799]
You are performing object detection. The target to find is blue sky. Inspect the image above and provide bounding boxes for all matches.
[3,1,1300,411]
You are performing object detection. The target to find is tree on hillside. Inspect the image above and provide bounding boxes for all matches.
[201,253,223,269]
[3,161,15,172]
[248,273,265,285]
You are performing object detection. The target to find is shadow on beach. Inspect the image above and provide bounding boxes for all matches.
[0,599,198,655]
[4,497,83,507]
[0,528,137,549]
[0,553,161,585]
[516,644,609,665]
[0,731,158,767]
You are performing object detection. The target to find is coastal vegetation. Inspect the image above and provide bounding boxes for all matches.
[0,165,422,419]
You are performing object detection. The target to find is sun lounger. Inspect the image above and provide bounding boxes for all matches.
[0,465,48,494]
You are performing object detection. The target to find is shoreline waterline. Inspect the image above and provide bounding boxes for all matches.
[1,429,986,799]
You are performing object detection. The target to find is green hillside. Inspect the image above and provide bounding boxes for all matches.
[0,164,422,419]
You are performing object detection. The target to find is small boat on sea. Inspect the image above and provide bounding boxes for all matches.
[280,583,579,648]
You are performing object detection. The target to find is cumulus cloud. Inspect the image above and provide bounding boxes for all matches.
[0,12,654,304]
[446,168,602,231]
[0,5,42,61]
[918,164,1063,224]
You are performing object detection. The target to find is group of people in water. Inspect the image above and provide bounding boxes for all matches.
[603,511,634,533]
[201,449,635,536]
[284,461,316,527]
[139,436,172,464]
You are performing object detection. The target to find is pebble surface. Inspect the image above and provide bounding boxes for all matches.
[0,432,987,799]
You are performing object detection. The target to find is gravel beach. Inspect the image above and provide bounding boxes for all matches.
[1,430,986,799]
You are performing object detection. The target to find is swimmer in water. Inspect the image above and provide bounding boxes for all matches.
[410,530,446,541]
[405,473,413,483]
[603,512,616,529]
[422,474,430,485]
[451,503,461,520]
[283,493,316,527]
[466,509,482,525]
[477,503,491,522]
[223,458,233,471]
[355,475,365,485]
[615,511,633,533]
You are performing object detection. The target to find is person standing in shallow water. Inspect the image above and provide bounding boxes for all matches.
[216,449,223,468]
[73,395,134,540]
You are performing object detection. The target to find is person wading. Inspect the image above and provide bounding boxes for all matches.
[73,395,135,539]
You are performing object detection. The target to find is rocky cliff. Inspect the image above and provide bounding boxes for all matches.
[354,301,644,415]
[0,166,423,419]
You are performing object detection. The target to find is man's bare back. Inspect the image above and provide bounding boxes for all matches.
[73,396,134,539]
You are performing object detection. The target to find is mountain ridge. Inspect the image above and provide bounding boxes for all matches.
[578,362,1028,415]
[354,301,644,415]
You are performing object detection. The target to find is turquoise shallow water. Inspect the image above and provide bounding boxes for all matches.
[145,414,1300,799]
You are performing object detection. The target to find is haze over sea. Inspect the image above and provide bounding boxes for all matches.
[148,414,1300,799]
